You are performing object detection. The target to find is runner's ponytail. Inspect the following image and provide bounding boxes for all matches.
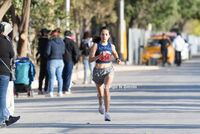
[93,36,101,43]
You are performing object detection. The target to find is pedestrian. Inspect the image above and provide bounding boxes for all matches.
[0,22,20,126]
[0,23,14,128]
[172,32,185,66]
[89,26,121,121]
[80,32,95,84]
[45,28,65,97]
[37,28,50,95]
[62,30,79,94]
[158,33,170,67]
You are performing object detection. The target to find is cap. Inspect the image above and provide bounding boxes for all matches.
[41,28,51,34]
[0,23,5,34]
[64,30,72,36]
[0,22,12,35]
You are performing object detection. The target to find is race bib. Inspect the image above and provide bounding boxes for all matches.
[99,51,111,61]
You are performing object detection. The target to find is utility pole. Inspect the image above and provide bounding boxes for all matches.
[120,0,124,56]
[65,0,70,30]
[117,0,127,62]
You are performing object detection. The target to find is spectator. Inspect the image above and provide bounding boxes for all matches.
[37,28,50,94]
[80,32,95,84]
[0,22,20,126]
[0,23,14,128]
[62,31,79,94]
[45,28,65,97]
[89,26,121,121]
[158,33,170,67]
[172,32,185,66]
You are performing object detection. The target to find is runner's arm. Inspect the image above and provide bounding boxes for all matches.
[89,43,105,63]
[112,44,121,65]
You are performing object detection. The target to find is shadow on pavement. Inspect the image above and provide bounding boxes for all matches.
[9,123,200,130]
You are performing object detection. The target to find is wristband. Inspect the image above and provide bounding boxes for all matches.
[116,58,119,61]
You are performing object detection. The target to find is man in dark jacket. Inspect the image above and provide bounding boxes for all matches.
[37,28,50,94]
[1,22,20,127]
[0,23,14,128]
[158,33,170,66]
[62,31,79,94]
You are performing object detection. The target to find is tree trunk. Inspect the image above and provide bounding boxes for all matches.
[10,4,19,56]
[10,5,19,41]
[74,9,82,48]
[129,16,138,29]
[17,0,31,57]
[84,12,93,32]
[180,18,188,32]
[0,0,12,21]
[81,17,92,40]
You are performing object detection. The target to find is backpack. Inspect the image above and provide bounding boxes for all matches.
[80,41,91,56]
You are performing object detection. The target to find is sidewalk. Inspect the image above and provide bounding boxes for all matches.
[32,61,160,90]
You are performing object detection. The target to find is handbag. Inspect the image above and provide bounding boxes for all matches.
[0,58,16,81]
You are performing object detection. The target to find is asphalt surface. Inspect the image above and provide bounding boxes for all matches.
[1,53,200,134]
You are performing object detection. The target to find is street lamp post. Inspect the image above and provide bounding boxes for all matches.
[120,0,124,56]
[65,0,70,30]
[118,0,127,63]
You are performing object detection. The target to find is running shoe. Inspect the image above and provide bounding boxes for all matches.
[105,113,111,121]
[98,104,105,115]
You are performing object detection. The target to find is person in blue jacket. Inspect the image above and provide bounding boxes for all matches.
[45,28,65,97]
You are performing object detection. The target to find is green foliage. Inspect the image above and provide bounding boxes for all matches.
[30,0,68,31]
[125,0,179,30]
[125,4,135,17]
[186,19,200,36]
[12,0,23,16]
[178,0,199,19]
[124,0,200,33]
[29,0,77,48]
[12,0,75,32]
[71,0,117,28]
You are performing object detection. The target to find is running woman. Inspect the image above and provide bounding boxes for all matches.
[89,26,121,121]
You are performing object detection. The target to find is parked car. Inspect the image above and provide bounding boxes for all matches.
[154,32,192,60]
[142,36,175,65]
[154,32,177,42]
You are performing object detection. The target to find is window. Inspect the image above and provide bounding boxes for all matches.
[146,39,160,47]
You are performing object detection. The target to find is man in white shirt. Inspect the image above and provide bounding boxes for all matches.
[172,32,185,66]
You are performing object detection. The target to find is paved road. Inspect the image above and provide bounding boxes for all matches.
[1,54,200,134]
